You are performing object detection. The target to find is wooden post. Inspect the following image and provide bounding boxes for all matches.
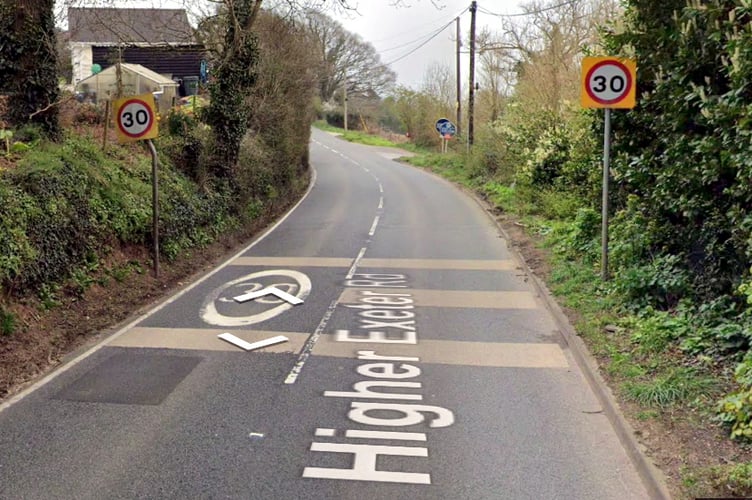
[101,100,109,152]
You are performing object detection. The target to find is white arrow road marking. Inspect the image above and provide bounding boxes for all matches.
[201,270,311,327]
[233,286,304,305]
[218,333,289,352]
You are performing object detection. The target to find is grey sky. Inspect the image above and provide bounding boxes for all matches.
[56,0,525,90]
[334,1,524,89]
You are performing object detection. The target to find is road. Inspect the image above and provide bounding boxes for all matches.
[0,129,650,499]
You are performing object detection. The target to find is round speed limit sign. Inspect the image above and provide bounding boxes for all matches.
[113,93,159,142]
[581,57,636,109]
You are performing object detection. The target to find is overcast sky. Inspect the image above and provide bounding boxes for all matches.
[333,1,525,89]
[57,0,527,90]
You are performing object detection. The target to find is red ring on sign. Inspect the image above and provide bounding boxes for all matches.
[585,60,633,106]
[117,98,154,138]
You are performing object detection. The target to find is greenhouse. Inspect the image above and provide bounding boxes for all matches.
[74,63,179,114]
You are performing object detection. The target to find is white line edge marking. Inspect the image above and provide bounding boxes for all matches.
[346,247,367,280]
[0,167,319,415]
[284,299,339,384]
[368,216,380,236]
[218,333,288,352]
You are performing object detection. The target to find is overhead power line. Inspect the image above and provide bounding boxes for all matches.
[383,8,469,66]
[369,9,468,45]
[478,0,579,18]
[379,8,469,53]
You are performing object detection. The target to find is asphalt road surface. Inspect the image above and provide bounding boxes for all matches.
[0,129,650,499]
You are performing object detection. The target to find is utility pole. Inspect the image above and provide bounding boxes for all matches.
[468,0,477,146]
[456,16,462,137]
[343,82,348,131]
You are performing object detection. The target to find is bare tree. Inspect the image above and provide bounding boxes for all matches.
[476,28,517,123]
[483,0,620,115]
[420,62,454,112]
[303,9,396,103]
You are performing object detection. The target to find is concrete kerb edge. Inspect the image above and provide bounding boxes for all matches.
[526,265,672,500]
[484,204,672,500]
[400,161,671,500]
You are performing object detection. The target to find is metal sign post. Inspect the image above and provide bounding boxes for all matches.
[581,57,637,280]
[113,93,160,277]
[146,139,159,278]
[601,108,611,280]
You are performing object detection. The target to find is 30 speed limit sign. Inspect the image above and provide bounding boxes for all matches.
[581,57,636,109]
[113,93,158,143]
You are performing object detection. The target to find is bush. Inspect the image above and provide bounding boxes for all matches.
[72,103,104,124]
[0,307,15,336]
[718,355,752,440]
[157,121,210,184]
[610,254,690,310]
[0,133,240,294]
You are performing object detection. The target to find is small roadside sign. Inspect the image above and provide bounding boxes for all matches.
[435,118,457,137]
[580,57,638,281]
[581,57,636,109]
[113,93,158,143]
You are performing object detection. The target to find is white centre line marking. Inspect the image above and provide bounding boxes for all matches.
[346,247,368,280]
[378,183,384,194]
[285,299,339,384]
[368,216,380,236]
[378,197,384,210]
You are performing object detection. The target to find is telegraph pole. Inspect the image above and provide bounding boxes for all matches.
[456,16,462,137]
[343,82,348,131]
[468,0,477,146]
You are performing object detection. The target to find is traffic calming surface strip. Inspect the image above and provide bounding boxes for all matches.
[339,288,538,309]
[229,256,518,271]
[110,255,562,368]
[109,328,568,369]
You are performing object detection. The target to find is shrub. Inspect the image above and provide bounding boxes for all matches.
[610,254,690,310]
[0,307,15,336]
[718,355,752,440]
[72,103,104,124]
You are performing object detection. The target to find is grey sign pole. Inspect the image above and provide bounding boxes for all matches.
[146,139,159,278]
[601,108,612,281]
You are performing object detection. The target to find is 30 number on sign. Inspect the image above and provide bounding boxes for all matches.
[586,63,630,104]
[118,100,154,138]
[580,57,636,109]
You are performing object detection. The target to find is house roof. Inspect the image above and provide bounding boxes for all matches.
[68,8,195,45]
[75,63,179,88]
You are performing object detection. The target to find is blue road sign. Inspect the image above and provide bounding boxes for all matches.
[435,118,457,137]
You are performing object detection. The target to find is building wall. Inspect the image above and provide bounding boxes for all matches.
[91,46,204,83]
[71,43,93,86]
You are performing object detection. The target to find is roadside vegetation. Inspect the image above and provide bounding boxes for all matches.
[315,2,752,496]
[0,6,321,396]
[0,0,408,397]
[3,0,752,496]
